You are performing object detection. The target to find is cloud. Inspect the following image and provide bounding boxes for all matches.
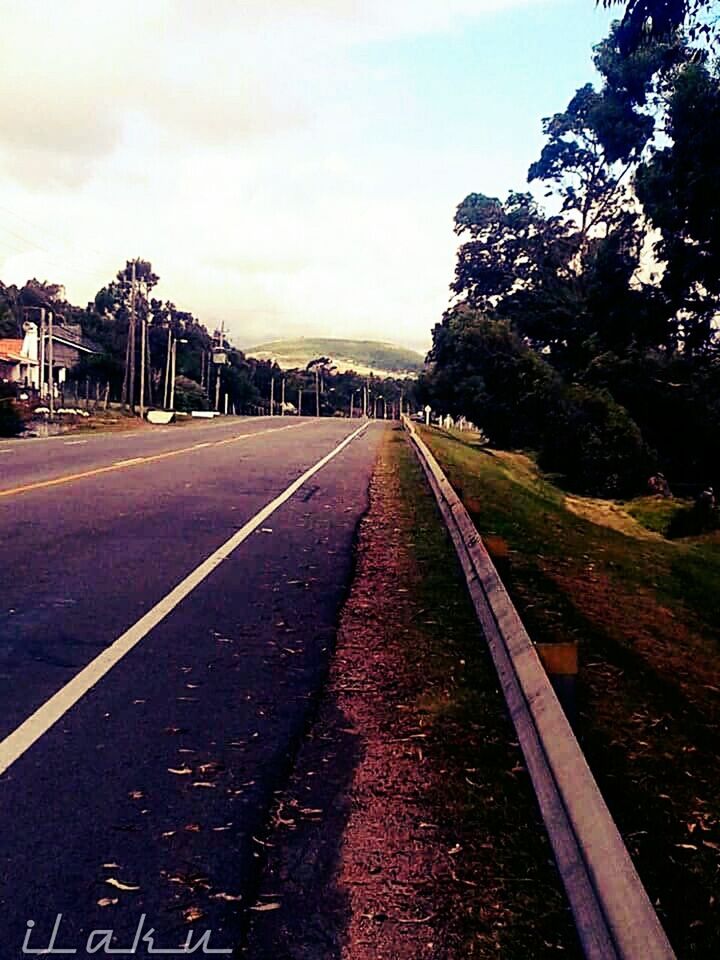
[0,0,305,188]
[0,0,610,354]
[0,0,549,187]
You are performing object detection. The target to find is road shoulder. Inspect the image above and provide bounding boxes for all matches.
[246,425,580,959]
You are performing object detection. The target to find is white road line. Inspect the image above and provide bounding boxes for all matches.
[0,420,371,778]
[64,440,88,446]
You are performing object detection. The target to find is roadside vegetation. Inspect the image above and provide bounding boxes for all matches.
[389,431,581,957]
[420,424,720,957]
[420,12,720,501]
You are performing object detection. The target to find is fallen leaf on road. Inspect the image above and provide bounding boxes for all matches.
[168,766,193,775]
[184,907,204,923]
[103,863,121,869]
[105,878,140,891]
[193,782,216,789]
[184,823,201,832]
[161,831,176,838]
[251,902,281,912]
[198,761,223,776]
[260,528,273,533]
[128,791,144,800]
[212,892,242,902]
[97,898,118,907]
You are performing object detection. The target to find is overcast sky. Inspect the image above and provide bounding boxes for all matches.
[0,0,614,353]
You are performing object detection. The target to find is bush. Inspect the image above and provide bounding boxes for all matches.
[0,384,23,437]
[173,376,209,412]
[539,385,650,497]
[425,309,562,449]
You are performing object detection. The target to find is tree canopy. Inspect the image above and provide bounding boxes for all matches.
[423,18,720,495]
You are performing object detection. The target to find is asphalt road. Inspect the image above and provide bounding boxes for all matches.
[0,416,383,957]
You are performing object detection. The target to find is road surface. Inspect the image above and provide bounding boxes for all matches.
[0,416,382,956]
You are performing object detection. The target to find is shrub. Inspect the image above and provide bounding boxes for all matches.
[173,376,209,412]
[0,384,23,437]
[539,385,651,497]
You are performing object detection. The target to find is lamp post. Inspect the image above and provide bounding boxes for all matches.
[163,328,172,408]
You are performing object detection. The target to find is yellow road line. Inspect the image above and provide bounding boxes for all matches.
[0,422,310,500]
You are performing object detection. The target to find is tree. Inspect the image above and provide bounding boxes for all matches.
[0,308,18,338]
[599,1,716,50]
[425,306,562,448]
[636,59,720,354]
[453,26,681,375]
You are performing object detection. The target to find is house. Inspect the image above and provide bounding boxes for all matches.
[44,323,103,385]
[0,337,37,386]
[0,322,102,391]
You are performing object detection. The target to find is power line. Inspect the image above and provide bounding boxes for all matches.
[0,201,107,260]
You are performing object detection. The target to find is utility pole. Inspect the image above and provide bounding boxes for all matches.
[350,392,354,420]
[362,381,368,418]
[281,378,286,417]
[170,337,177,410]
[164,328,172,408]
[144,304,153,410]
[39,307,46,398]
[214,365,221,412]
[399,388,404,419]
[128,260,137,413]
[139,307,147,420]
[315,368,320,417]
[48,310,54,419]
[298,386,302,416]
[270,377,275,416]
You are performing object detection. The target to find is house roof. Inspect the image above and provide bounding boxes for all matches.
[0,339,26,363]
[48,324,102,355]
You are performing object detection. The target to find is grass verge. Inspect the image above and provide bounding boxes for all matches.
[386,429,581,957]
[418,425,720,958]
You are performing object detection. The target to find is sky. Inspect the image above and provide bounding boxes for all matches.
[0,0,616,354]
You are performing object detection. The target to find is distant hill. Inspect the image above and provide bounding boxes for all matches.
[247,338,425,377]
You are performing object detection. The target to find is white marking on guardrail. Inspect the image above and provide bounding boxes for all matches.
[0,420,370,778]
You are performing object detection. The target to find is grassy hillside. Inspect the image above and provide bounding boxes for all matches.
[247,337,424,376]
[418,425,720,958]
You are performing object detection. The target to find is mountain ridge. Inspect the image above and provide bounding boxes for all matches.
[247,337,425,377]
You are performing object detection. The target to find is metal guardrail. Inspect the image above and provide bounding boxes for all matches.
[402,416,676,960]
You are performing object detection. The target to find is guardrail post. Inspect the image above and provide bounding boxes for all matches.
[536,642,578,728]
